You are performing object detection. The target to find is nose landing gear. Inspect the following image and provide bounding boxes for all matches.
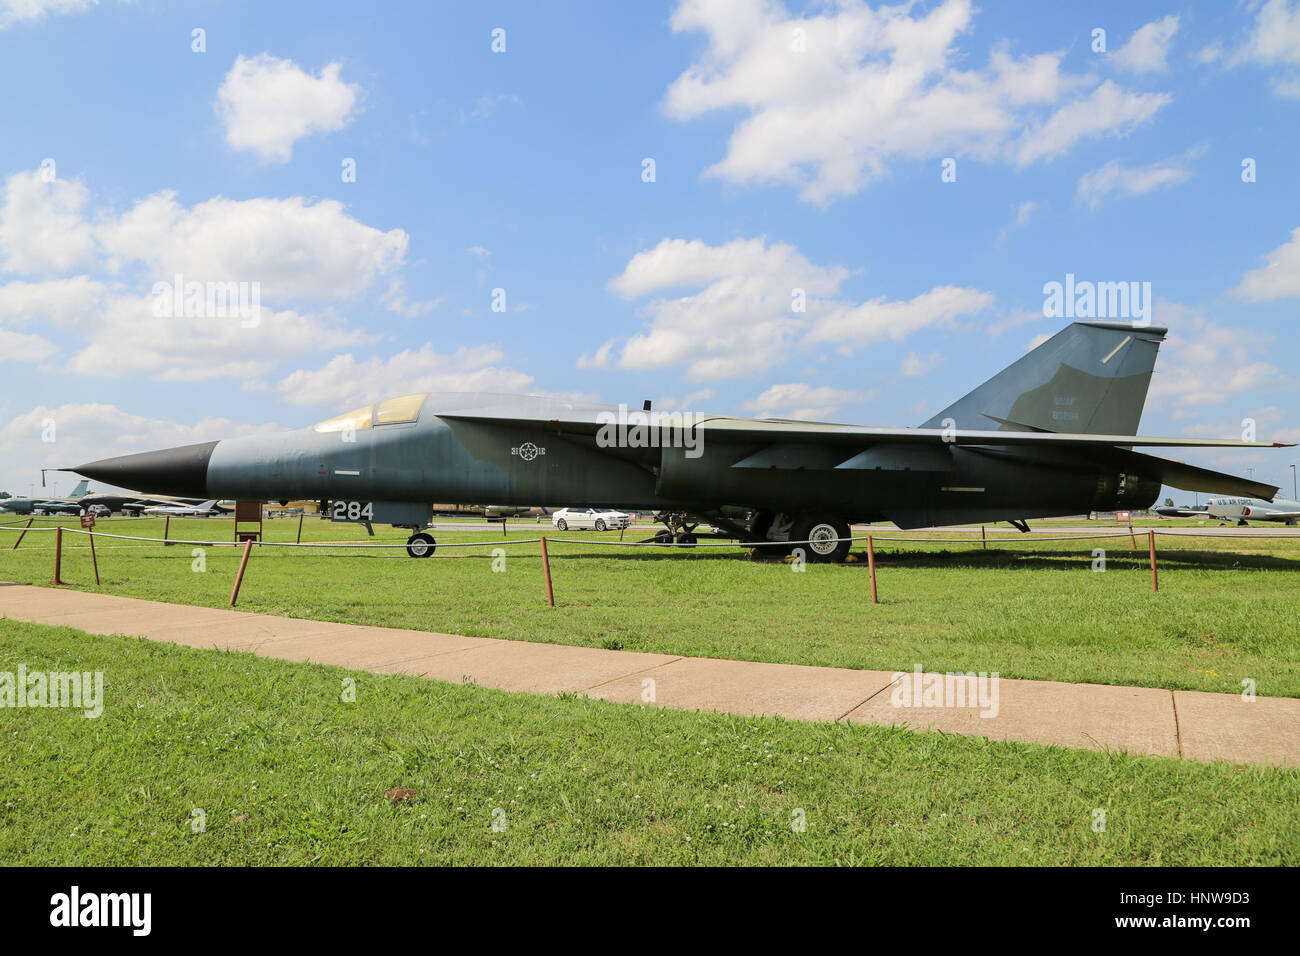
[406,532,436,557]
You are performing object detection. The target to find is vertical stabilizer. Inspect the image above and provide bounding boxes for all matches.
[922,321,1166,434]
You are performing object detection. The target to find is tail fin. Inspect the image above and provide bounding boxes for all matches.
[68,479,89,499]
[922,321,1166,434]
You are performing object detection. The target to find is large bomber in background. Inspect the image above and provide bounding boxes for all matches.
[68,321,1291,561]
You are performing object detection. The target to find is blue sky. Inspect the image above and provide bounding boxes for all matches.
[1,0,1299,501]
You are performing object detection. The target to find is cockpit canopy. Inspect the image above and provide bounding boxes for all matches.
[313,393,428,432]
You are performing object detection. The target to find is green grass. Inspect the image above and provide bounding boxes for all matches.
[1,618,1296,865]
[3,515,1300,698]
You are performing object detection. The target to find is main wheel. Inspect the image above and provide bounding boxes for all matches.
[653,529,673,545]
[595,518,606,531]
[676,532,697,547]
[406,532,436,558]
[791,513,851,563]
[556,518,568,531]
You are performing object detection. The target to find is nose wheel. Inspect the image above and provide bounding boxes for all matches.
[406,532,436,558]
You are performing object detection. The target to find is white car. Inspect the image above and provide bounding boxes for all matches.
[552,507,631,531]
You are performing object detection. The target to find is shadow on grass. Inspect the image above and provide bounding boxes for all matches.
[531,544,1300,573]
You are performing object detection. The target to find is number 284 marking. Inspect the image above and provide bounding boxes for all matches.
[332,500,374,520]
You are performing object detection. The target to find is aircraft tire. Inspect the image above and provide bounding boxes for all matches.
[791,513,851,563]
[676,532,697,547]
[406,532,437,558]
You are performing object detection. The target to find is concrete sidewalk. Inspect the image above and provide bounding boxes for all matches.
[1,582,1295,767]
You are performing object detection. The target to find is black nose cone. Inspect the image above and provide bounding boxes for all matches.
[72,441,218,497]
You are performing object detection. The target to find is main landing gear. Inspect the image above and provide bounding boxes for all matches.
[747,510,852,563]
[644,512,699,546]
[405,531,436,557]
[642,508,855,562]
[789,512,852,563]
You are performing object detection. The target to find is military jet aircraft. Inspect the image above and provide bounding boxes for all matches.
[66,321,1292,561]
[140,499,225,517]
[1204,495,1300,526]
[1153,503,1209,518]
[0,479,91,515]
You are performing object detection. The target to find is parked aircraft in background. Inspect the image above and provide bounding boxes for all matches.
[1153,502,1209,518]
[1204,496,1300,525]
[0,479,91,515]
[68,322,1293,562]
[141,499,225,517]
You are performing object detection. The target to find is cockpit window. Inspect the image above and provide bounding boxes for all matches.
[313,405,374,433]
[374,393,427,425]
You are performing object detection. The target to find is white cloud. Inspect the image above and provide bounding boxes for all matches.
[577,338,616,369]
[62,295,375,382]
[806,285,994,350]
[1014,201,1038,226]
[1146,305,1281,408]
[744,383,863,421]
[0,276,105,327]
[1196,42,1223,65]
[1219,0,1300,97]
[0,0,97,30]
[216,54,361,163]
[899,352,942,377]
[610,237,847,379]
[1075,152,1196,209]
[0,327,56,361]
[984,309,1043,339]
[1013,81,1171,167]
[663,0,1170,203]
[1112,15,1179,73]
[97,191,408,302]
[461,93,521,122]
[276,344,535,409]
[0,402,283,494]
[996,201,1039,244]
[608,236,993,379]
[466,246,492,258]
[0,170,419,381]
[1237,226,1300,300]
[380,278,440,318]
[0,171,96,274]
[655,389,716,411]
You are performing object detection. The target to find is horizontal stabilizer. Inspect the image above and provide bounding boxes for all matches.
[1111,448,1280,499]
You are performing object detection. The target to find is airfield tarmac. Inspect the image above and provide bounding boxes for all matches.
[1,582,1294,767]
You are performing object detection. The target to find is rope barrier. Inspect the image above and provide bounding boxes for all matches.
[6,517,1300,555]
[19,517,1297,609]
[5,523,1300,549]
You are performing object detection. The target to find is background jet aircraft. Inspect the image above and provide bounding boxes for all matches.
[1153,504,1209,518]
[141,499,225,517]
[0,479,91,515]
[68,322,1292,562]
[1204,496,1300,525]
[121,495,231,515]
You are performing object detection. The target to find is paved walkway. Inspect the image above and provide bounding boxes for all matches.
[1,582,1295,767]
